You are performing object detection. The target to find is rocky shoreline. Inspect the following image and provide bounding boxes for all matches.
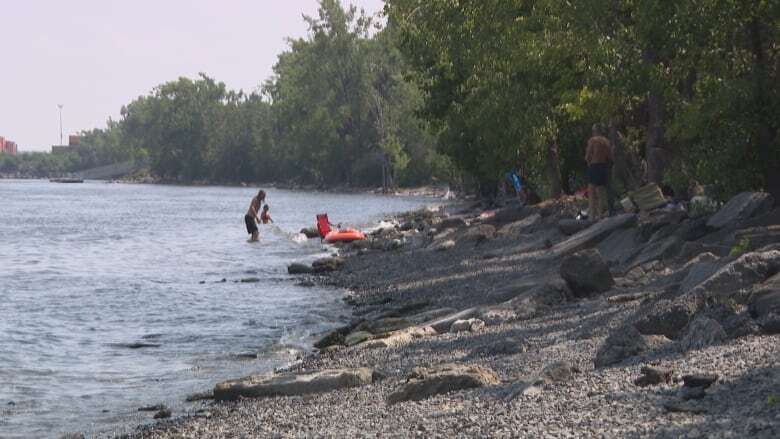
[120,192,779,438]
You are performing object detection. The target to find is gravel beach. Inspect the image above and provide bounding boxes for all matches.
[123,194,780,439]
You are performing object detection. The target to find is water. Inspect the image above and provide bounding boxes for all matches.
[0,180,434,438]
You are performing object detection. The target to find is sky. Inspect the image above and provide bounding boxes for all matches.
[0,0,385,152]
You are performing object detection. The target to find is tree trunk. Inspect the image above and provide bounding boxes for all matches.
[643,48,669,185]
[749,17,778,198]
[545,137,563,198]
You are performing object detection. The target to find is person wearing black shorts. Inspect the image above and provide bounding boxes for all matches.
[244,189,265,242]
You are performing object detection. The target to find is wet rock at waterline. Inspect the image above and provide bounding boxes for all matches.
[213,368,374,401]
[386,363,500,404]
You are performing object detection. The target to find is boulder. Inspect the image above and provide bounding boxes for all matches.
[287,262,313,274]
[300,227,320,239]
[597,227,642,267]
[343,331,373,347]
[553,214,637,256]
[749,273,780,334]
[407,307,458,325]
[386,363,500,404]
[628,235,683,269]
[634,298,701,339]
[679,253,722,293]
[312,257,345,273]
[153,407,172,419]
[690,250,780,303]
[560,249,615,297]
[634,366,673,387]
[450,318,485,333]
[314,326,351,349]
[679,316,726,351]
[498,214,543,238]
[214,368,374,401]
[594,325,668,367]
[707,192,774,230]
[558,219,593,236]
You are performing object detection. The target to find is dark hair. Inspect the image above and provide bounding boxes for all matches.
[258,189,266,198]
[263,204,269,209]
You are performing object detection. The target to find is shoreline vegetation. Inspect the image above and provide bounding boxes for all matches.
[116,191,780,439]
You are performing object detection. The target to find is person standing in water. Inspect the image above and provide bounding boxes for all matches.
[260,204,273,224]
[244,190,266,242]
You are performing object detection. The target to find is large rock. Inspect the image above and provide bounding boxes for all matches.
[594,325,668,367]
[313,326,351,349]
[312,257,345,273]
[749,273,780,334]
[689,250,780,303]
[634,366,673,387]
[628,235,683,269]
[634,298,701,339]
[706,192,774,230]
[558,219,593,236]
[407,307,458,325]
[734,225,780,251]
[498,214,542,238]
[553,214,637,256]
[597,227,642,267]
[287,263,314,275]
[560,249,615,297]
[541,361,576,383]
[679,253,722,293]
[344,331,373,346]
[679,315,726,351]
[214,368,374,401]
[432,239,456,252]
[386,363,500,404]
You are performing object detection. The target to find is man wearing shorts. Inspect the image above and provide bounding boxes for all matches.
[245,190,266,242]
[585,125,613,221]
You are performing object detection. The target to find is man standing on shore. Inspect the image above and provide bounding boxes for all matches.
[585,125,612,221]
[245,189,266,242]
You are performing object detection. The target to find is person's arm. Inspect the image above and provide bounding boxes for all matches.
[585,139,593,165]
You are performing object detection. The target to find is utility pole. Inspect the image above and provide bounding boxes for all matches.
[57,104,64,145]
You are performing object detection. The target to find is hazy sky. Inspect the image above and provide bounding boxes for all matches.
[1,0,384,151]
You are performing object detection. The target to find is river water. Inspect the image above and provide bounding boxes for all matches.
[0,180,434,438]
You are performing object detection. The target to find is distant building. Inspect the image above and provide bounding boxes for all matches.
[52,134,80,154]
[0,136,18,156]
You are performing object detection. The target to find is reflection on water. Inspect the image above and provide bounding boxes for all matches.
[0,180,433,438]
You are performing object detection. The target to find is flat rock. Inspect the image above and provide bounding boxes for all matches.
[560,249,614,297]
[679,315,726,351]
[287,263,314,275]
[407,307,458,325]
[679,253,722,293]
[594,325,668,367]
[361,326,436,349]
[386,363,500,404]
[439,217,468,229]
[461,224,496,242]
[634,298,701,339]
[707,191,774,230]
[433,239,456,251]
[750,274,780,333]
[214,367,374,401]
[553,214,637,256]
[682,373,719,388]
[634,366,673,387]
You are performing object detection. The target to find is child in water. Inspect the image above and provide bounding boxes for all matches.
[260,204,273,224]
